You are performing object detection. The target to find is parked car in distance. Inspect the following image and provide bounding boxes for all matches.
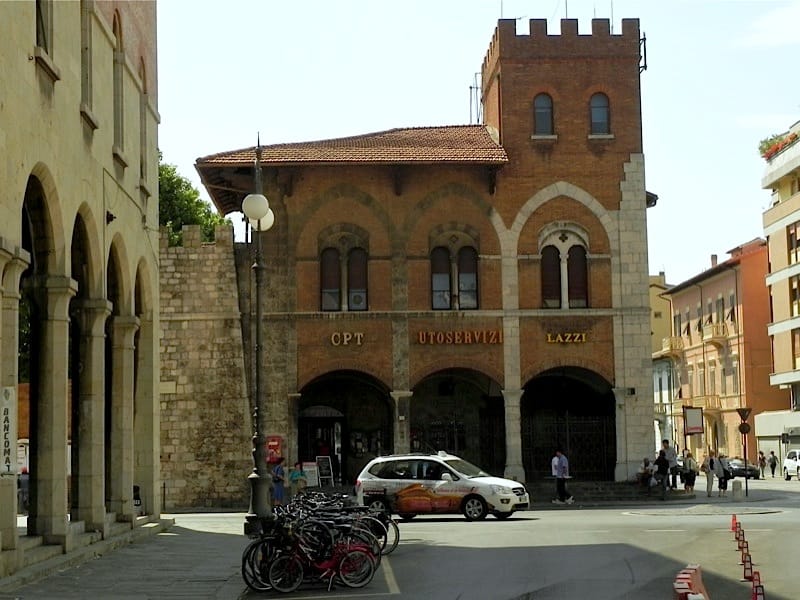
[727,459,760,479]
[783,449,800,480]
[355,451,529,521]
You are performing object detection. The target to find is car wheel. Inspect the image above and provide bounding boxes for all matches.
[785,468,792,481]
[367,497,389,514]
[397,513,416,521]
[462,496,487,521]
[493,511,513,520]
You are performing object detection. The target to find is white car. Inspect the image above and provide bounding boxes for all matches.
[783,449,800,480]
[354,451,529,521]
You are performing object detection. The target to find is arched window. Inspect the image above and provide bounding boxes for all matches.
[567,245,588,308]
[320,248,341,311]
[541,245,561,308]
[589,93,610,135]
[457,246,478,310]
[347,247,368,311]
[431,247,451,310]
[533,93,554,135]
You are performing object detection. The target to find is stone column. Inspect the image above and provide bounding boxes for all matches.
[390,391,412,454]
[74,299,111,531]
[559,253,569,308]
[613,387,629,481]
[287,393,301,467]
[107,316,139,522]
[133,309,160,517]
[502,388,525,482]
[0,248,28,551]
[30,276,77,544]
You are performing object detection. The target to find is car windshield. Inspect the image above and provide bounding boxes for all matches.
[444,458,490,478]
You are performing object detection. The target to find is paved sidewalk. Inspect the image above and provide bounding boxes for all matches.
[0,515,251,600]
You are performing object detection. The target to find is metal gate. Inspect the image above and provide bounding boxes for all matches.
[522,411,615,481]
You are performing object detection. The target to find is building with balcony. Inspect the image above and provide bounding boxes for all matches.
[0,1,162,579]
[657,240,788,462]
[760,118,800,459]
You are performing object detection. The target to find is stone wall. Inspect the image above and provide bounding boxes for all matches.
[159,225,251,508]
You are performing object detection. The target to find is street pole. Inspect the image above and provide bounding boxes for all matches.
[242,142,274,535]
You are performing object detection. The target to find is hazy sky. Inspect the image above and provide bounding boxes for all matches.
[156,0,800,284]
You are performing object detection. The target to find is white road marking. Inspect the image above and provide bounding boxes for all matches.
[382,556,401,594]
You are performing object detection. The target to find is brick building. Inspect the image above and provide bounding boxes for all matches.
[181,18,653,502]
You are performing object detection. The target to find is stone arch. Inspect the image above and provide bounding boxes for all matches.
[294,183,395,255]
[298,358,390,392]
[71,203,103,299]
[428,222,481,254]
[106,233,132,316]
[404,182,502,253]
[317,222,371,254]
[511,181,615,250]
[24,164,67,275]
[410,360,504,391]
[537,221,590,254]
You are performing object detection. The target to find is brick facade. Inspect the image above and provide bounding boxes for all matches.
[167,17,654,506]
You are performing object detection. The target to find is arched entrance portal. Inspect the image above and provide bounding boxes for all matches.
[411,369,505,476]
[298,371,392,485]
[522,367,615,481]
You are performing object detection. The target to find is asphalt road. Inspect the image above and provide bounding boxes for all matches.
[2,476,798,600]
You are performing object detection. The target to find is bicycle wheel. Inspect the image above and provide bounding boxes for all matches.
[343,529,382,564]
[241,539,273,592]
[268,553,304,593]
[338,548,376,588]
[381,517,400,555]
[356,516,388,554]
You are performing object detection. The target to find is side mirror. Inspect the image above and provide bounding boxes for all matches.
[441,472,453,482]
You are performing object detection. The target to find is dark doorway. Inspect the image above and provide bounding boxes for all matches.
[522,367,615,481]
[299,371,392,485]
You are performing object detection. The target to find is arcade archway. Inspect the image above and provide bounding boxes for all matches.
[522,367,615,481]
[298,371,392,485]
[411,368,505,475]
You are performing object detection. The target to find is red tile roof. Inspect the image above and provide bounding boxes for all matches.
[196,125,508,166]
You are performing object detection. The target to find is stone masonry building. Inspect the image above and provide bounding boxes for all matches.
[1,1,162,579]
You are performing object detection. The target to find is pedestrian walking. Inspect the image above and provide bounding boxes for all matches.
[551,448,574,505]
[661,439,679,488]
[683,451,698,494]
[654,449,670,500]
[271,457,286,506]
[757,451,767,479]
[768,451,778,477]
[700,449,722,498]
[718,454,731,497]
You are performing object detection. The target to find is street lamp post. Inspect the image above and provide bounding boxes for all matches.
[242,143,275,535]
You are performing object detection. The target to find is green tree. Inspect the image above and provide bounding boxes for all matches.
[159,153,228,245]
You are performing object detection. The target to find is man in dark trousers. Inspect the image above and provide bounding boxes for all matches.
[552,448,574,505]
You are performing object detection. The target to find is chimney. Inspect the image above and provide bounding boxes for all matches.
[711,254,718,267]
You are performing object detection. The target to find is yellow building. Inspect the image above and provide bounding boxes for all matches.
[0,1,162,579]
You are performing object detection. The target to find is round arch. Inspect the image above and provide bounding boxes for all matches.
[298,370,393,485]
[522,366,616,481]
[73,203,104,299]
[410,367,505,475]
